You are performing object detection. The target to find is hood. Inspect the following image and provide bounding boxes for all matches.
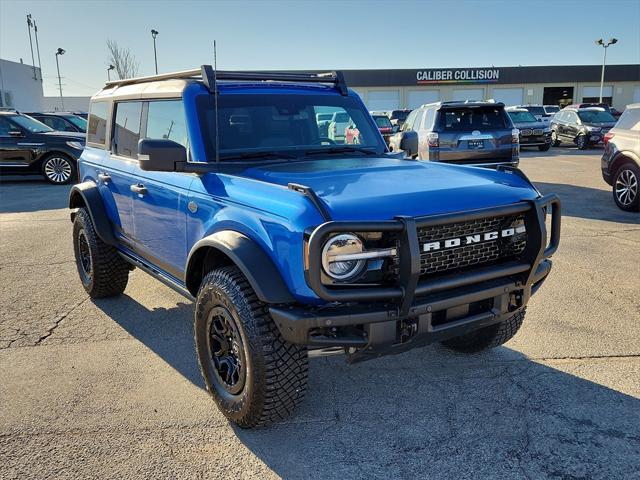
[513,121,547,130]
[583,121,617,129]
[42,131,86,141]
[241,157,539,221]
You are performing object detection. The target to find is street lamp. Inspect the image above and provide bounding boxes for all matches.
[55,48,65,110]
[595,38,618,103]
[151,29,159,74]
[107,64,115,81]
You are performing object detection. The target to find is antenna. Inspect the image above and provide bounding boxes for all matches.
[213,40,220,164]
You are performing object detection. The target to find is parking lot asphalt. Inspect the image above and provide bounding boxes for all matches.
[1,148,639,479]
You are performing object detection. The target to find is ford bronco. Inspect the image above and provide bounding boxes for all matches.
[69,67,560,428]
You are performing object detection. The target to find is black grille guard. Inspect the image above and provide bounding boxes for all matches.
[305,194,561,315]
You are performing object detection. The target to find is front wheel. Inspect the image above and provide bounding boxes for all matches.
[194,266,308,428]
[440,309,526,353]
[538,143,551,152]
[42,154,76,184]
[576,134,589,150]
[551,130,560,147]
[613,162,640,212]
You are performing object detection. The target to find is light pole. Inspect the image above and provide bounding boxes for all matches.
[26,14,37,80]
[595,38,618,103]
[55,48,65,110]
[33,18,42,82]
[107,64,115,81]
[151,29,159,74]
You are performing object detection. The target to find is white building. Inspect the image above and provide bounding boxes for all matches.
[0,58,90,112]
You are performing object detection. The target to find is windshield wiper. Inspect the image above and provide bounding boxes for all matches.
[220,151,299,161]
[303,146,379,157]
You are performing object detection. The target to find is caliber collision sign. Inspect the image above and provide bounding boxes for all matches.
[416,68,500,84]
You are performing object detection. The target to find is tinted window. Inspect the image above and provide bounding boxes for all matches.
[62,115,87,131]
[440,107,507,131]
[525,106,545,116]
[113,102,142,158]
[87,101,109,145]
[390,110,410,121]
[615,108,640,131]
[41,116,75,132]
[373,116,392,128]
[0,117,13,135]
[10,115,52,133]
[577,110,616,123]
[333,112,350,123]
[508,111,537,123]
[145,100,188,147]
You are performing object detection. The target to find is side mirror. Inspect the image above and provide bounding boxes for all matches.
[399,131,419,157]
[138,138,186,172]
[9,130,24,138]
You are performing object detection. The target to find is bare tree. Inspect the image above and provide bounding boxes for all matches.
[106,39,139,79]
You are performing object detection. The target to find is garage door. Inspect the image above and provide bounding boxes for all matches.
[583,86,613,98]
[367,90,400,111]
[407,90,440,109]
[492,88,523,106]
[452,89,484,102]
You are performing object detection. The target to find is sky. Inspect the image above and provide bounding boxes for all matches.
[1,0,639,97]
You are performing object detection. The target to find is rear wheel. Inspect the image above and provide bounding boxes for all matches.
[194,266,308,428]
[42,154,75,184]
[538,143,551,152]
[613,162,640,212]
[441,309,526,353]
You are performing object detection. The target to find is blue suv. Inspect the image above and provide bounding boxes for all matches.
[69,67,561,428]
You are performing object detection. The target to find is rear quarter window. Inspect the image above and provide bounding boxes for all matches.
[87,101,110,146]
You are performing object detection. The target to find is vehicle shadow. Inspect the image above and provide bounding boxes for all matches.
[534,181,640,224]
[91,293,640,478]
[520,145,603,158]
[0,178,71,213]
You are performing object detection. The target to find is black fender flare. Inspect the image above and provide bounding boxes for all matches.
[185,231,295,304]
[68,181,116,246]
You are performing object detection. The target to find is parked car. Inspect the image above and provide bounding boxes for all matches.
[601,103,640,211]
[389,100,519,167]
[550,106,617,149]
[506,108,551,151]
[388,109,412,127]
[327,111,351,143]
[315,112,333,137]
[27,112,87,133]
[347,114,394,146]
[513,105,556,125]
[69,66,560,428]
[0,111,85,184]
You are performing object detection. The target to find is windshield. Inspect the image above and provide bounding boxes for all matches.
[196,93,385,160]
[373,116,392,128]
[390,110,409,121]
[577,110,616,123]
[524,106,545,116]
[440,106,507,131]
[316,113,332,121]
[508,111,538,123]
[10,114,53,133]
[62,115,87,131]
[544,106,560,114]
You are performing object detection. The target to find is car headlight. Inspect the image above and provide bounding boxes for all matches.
[66,141,85,150]
[322,234,366,281]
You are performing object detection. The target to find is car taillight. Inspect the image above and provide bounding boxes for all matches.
[512,128,520,144]
[427,132,439,148]
[603,132,615,145]
[379,127,392,133]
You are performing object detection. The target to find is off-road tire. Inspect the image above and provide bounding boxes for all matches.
[613,162,640,212]
[72,207,129,297]
[551,130,560,147]
[440,308,526,353]
[576,134,588,150]
[194,266,308,428]
[538,143,551,152]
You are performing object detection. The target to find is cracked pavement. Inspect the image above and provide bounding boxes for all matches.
[1,149,639,479]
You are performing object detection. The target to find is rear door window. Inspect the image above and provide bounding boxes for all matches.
[113,101,142,158]
[440,107,507,131]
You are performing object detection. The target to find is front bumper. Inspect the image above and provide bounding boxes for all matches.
[270,194,561,359]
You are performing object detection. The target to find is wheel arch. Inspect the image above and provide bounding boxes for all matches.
[68,181,117,246]
[610,151,640,177]
[185,231,295,304]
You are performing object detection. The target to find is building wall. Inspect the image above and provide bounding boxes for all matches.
[0,59,43,111]
[42,96,90,112]
[353,81,640,111]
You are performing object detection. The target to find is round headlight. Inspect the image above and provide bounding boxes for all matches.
[321,233,365,281]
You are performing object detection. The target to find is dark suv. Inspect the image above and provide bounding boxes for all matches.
[27,112,87,133]
[0,111,85,184]
[550,106,617,149]
[601,103,640,211]
[389,101,519,167]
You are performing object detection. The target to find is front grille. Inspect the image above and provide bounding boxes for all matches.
[520,129,533,136]
[415,214,527,277]
[533,128,544,136]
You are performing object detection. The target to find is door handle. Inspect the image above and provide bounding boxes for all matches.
[130,184,148,196]
[98,173,111,184]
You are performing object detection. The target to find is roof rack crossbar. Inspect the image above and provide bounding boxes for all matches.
[104,65,349,95]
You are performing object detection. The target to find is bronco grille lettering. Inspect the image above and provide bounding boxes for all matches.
[423,225,526,252]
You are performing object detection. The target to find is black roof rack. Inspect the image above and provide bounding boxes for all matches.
[104,65,349,96]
